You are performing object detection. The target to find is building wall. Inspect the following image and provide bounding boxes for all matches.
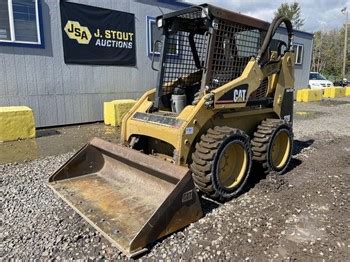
[0,0,185,127]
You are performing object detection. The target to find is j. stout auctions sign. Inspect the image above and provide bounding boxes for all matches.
[60,1,136,66]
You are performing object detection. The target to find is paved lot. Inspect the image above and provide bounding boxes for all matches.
[0,123,120,165]
[1,97,350,260]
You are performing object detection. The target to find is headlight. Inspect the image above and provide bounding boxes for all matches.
[157,18,163,28]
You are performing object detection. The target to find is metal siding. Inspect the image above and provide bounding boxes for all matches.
[0,55,8,96]
[0,0,176,127]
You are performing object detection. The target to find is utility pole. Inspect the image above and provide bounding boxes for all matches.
[341,7,348,81]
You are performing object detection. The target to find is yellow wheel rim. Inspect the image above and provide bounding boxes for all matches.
[218,142,248,189]
[271,130,291,169]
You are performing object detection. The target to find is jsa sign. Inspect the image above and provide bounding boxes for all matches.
[60,2,136,66]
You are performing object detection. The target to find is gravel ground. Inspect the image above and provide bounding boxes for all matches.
[293,98,350,137]
[2,98,350,260]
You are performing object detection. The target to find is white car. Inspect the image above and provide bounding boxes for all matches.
[309,72,334,89]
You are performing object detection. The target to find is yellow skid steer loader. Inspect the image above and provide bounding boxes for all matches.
[49,4,295,257]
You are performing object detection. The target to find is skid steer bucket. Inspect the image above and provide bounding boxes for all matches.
[49,138,203,257]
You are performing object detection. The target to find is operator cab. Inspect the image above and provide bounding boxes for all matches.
[150,4,292,115]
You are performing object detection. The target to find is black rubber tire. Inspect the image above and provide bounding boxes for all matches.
[252,119,293,174]
[190,126,252,201]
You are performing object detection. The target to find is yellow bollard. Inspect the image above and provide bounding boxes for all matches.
[302,89,323,102]
[0,106,36,142]
[296,89,306,102]
[104,99,136,126]
[323,87,345,98]
[296,89,322,102]
[345,87,350,96]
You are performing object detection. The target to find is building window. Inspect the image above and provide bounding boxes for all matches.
[294,44,303,65]
[0,0,43,46]
[147,16,162,55]
[146,16,178,56]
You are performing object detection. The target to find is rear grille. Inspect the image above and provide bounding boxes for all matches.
[161,33,208,96]
[178,9,203,19]
[208,19,264,88]
[248,77,268,100]
[158,7,273,103]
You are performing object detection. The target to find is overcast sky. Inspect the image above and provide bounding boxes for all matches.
[184,0,349,33]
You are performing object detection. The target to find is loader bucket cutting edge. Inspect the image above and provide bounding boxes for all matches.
[48,137,203,257]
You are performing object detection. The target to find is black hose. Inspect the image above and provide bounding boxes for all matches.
[256,16,293,65]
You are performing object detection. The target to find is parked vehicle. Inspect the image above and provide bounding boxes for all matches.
[309,72,334,89]
[334,78,349,87]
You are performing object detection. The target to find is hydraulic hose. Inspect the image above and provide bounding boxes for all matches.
[256,16,293,66]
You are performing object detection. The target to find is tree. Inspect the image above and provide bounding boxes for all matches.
[274,2,305,30]
[311,26,349,81]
